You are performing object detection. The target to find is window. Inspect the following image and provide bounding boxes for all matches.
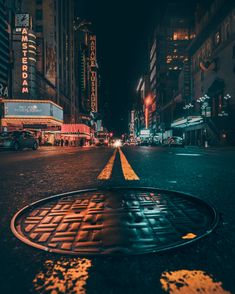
[173,31,189,40]
[36,25,43,32]
[25,132,33,138]
[233,44,235,59]
[214,31,221,46]
[206,41,212,57]
[36,9,43,20]
[225,23,231,40]
[201,71,204,82]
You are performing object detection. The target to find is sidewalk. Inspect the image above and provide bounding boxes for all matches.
[184,145,235,151]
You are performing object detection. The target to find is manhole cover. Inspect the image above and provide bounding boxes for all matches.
[11,188,218,255]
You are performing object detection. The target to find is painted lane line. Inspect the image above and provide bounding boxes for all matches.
[175,153,202,156]
[97,148,117,180]
[118,148,139,181]
[160,270,231,293]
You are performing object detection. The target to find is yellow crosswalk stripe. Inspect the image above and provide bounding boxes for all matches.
[97,148,117,180]
[118,147,139,181]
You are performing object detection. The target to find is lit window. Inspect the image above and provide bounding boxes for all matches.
[214,31,221,46]
[173,31,189,40]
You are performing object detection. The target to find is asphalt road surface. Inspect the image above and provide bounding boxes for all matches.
[0,145,235,294]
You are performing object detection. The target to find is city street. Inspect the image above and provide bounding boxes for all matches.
[1,146,235,293]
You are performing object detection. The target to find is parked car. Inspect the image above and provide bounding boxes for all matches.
[0,131,39,151]
[164,136,185,147]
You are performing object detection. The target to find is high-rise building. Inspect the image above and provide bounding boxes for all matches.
[0,0,10,98]
[12,19,37,99]
[187,0,235,145]
[170,0,235,146]
[14,0,79,123]
[74,16,99,128]
[149,3,195,132]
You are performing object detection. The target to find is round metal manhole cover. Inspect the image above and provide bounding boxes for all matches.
[11,188,218,255]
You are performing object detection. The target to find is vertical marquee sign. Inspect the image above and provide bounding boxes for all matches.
[21,28,29,94]
[89,35,98,113]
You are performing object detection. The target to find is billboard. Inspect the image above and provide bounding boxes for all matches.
[4,101,63,122]
[52,104,63,121]
[140,129,151,138]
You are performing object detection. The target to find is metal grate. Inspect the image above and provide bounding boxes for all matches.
[11,188,218,255]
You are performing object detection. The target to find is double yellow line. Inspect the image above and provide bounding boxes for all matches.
[98,147,139,181]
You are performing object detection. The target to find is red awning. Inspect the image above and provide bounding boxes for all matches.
[61,124,91,137]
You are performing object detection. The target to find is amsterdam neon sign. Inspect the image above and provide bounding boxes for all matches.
[21,28,29,94]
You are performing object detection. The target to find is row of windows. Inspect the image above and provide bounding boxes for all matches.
[192,9,235,72]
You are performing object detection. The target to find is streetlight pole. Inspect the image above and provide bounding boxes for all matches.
[197,94,210,147]
[183,101,194,144]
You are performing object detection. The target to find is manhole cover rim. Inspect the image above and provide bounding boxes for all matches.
[11,187,219,256]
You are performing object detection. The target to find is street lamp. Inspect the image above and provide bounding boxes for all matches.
[196,94,211,147]
[218,93,231,117]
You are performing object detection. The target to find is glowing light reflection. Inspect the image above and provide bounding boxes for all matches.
[33,258,92,294]
[160,270,231,294]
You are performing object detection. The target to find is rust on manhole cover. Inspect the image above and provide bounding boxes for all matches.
[11,188,218,255]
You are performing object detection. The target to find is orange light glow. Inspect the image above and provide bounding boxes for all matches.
[145,108,149,129]
[33,258,92,294]
[145,95,152,106]
[160,270,231,293]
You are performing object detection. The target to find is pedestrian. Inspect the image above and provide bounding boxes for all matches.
[61,138,64,147]
[38,136,42,146]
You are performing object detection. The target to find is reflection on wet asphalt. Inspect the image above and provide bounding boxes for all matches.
[1,146,235,293]
[33,258,92,294]
[160,270,231,294]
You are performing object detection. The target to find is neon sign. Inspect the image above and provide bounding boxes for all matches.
[89,35,97,112]
[21,28,29,94]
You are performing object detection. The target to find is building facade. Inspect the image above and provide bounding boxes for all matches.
[149,3,195,133]
[13,0,79,123]
[172,0,235,145]
[136,75,150,133]
[0,0,10,98]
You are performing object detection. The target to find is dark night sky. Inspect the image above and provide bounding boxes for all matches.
[77,0,197,135]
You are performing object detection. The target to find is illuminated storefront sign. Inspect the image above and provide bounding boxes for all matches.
[21,28,29,94]
[89,35,98,112]
[140,129,151,137]
[4,100,63,122]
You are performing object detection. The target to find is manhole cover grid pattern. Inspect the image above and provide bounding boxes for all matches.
[13,190,214,255]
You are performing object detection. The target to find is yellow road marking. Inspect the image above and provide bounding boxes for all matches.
[160,270,231,293]
[182,232,197,239]
[33,258,92,293]
[118,147,139,181]
[97,148,117,180]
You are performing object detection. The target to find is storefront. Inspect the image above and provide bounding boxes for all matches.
[59,124,91,146]
[0,99,63,144]
[171,116,204,145]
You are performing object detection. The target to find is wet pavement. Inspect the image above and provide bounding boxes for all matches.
[1,146,235,293]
